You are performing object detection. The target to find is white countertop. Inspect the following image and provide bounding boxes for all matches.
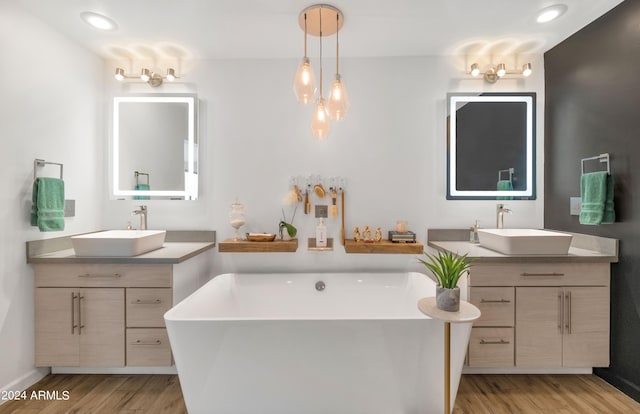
[27,231,216,264]
[428,240,618,263]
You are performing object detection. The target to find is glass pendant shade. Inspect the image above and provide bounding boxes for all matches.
[326,75,349,120]
[293,57,317,104]
[310,97,330,139]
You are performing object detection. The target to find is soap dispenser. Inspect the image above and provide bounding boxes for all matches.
[470,220,480,244]
[316,217,327,247]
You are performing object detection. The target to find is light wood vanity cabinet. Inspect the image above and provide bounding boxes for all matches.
[516,286,609,368]
[34,264,173,367]
[125,288,173,366]
[35,287,124,367]
[468,287,515,367]
[467,262,610,369]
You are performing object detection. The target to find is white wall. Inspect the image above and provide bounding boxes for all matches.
[0,3,104,393]
[104,55,545,273]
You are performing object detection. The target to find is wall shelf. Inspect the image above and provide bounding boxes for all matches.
[218,239,298,253]
[344,239,424,254]
[308,237,333,251]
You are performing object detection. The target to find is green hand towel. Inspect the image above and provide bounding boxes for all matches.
[579,172,608,225]
[34,177,65,231]
[601,174,615,224]
[30,180,38,226]
[134,183,150,200]
[497,180,513,200]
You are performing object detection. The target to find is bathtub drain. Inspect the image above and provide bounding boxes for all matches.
[315,281,326,291]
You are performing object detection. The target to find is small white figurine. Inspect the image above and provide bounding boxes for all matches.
[363,226,372,242]
[353,226,361,242]
[374,227,383,242]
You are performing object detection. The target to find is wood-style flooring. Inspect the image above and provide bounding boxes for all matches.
[1,374,639,413]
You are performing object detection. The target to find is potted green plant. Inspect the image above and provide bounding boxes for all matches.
[418,250,473,312]
[279,190,299,240]
[278,218,297,240]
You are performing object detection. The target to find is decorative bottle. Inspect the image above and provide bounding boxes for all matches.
[316,217,327,247]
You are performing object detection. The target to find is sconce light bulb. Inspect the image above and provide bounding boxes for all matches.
[140,68,151,82]
[114,68,125,81]
[522,63,532,77]
[496,64,507,77]
[470,63,480,77]
[166,68,176,82]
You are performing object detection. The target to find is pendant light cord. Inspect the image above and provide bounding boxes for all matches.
[319,7,323,97]
[304,13,308,58]
[335,13,339,75]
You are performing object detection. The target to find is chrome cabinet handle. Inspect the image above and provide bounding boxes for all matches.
[521,272,565,277]
[132,339,162,346]
[480,299,511,304]
[131,299,162,305]
[479,339,510,345]
[558,292,564,334]
[566,291,572,334]
[71,292,78,334]
[78,273,122,278]
[78,295,85,335]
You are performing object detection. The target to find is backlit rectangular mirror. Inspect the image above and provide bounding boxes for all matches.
[112,94,198,200]
[447,92,536,200]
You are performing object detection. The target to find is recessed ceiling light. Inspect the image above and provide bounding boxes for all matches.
[80,11,117,31]
[536,4,568,23]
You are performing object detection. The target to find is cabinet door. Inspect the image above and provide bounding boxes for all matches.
[563,287,610,367]
[516,287,563,367]
[35,288,80,366]
[78,288,125,367]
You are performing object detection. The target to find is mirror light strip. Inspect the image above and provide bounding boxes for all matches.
[113,95,197,199]
[449,94,534,197]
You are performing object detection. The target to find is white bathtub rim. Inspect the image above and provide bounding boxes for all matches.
[164,271,440,322]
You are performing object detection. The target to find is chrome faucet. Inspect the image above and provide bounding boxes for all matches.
[132,205,147,230]
[496,204,512,229]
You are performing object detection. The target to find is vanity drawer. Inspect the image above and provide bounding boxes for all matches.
[469,287,514,327]
[468,327,514,367]
[126,328,172,366]
[34,264,172,288]
[468,262,609,287]
[126,288,172,327]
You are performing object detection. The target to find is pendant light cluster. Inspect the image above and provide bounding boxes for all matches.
[293,4,349,140]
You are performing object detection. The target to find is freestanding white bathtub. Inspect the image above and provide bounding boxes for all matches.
[165,272,473,414]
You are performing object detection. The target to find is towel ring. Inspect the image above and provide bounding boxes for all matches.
[498,168,514,181]
[581,153,610,175]
[134,171,150,186]
[34,159,63,181]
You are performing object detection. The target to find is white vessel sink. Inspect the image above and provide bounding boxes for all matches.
[71,230,166,257]
[477,229,572,255]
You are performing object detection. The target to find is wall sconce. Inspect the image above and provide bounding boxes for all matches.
[114,67,178,87]
[469,63,532,83]
[293,4,349,140]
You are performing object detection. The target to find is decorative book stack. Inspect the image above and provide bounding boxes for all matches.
[388,231,416,243]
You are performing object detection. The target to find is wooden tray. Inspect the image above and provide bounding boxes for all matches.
[245,233,277,242]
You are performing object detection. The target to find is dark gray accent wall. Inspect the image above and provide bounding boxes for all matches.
[545,0,640,402]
